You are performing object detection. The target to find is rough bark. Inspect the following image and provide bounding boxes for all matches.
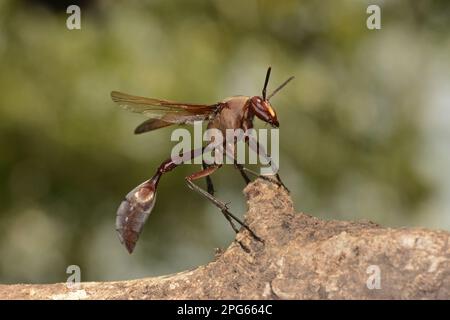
[1,179,449,300]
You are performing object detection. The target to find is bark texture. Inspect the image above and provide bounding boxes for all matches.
[1,179,449,299]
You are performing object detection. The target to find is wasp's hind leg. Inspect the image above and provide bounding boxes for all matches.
[185,166,263,249]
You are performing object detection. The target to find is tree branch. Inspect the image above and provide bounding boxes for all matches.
[1,179,449,299]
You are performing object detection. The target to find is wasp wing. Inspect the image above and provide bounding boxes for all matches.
[134,118,174,134]
[111,91,217,123]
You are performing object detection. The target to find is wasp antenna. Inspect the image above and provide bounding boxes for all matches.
[267,76,295,101]
[262,67,272,100]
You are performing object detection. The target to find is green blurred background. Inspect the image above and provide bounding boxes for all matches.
[1,0,450,283]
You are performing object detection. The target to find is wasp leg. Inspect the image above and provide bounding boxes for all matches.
[185,166,263,245]
[202,160,215,196]
[223,141,289,192]
[244,139,290,193]
[238,166,289,192]
[234,163,251,185]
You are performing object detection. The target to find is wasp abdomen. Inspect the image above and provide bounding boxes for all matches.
[116,180,157,253]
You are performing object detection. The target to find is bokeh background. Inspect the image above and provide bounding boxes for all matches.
[1,0,450,283]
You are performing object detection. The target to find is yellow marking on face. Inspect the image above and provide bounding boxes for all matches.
[267,105,275,117]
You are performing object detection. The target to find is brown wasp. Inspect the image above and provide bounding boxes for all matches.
[111,67,294,253]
